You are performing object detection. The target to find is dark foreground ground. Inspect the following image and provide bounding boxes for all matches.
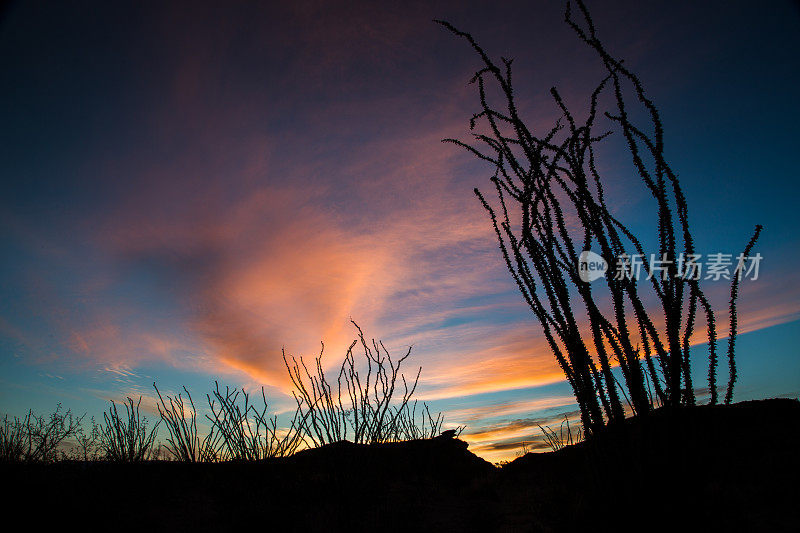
[3,399,798,532]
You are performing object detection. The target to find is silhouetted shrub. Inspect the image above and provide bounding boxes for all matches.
[394,400,447,440]
[0,414,26,461]
[154,384,219,462]
[284,320,449,445]
[98,397,160,462]
[62,416,102,461]
[204,382,306,460]
[0,405,83,462]
[538,415,582,452]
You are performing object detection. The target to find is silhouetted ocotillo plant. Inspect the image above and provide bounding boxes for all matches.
[438,0,761,435]
[204,382,306,460]
[284,320,448,445]
[725,225,763,404]
[154,383,221,462]
[538,415,582,452]
[98,397,160,462]
[394,400,446,440]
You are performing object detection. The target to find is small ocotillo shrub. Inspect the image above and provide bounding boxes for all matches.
[98,397,160,462]
[538,415,582,452]
[284,320,448,446]
[154,384,221,462]
[204,382,307,461]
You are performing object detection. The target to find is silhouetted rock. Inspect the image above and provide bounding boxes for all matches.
[500,398,800,531]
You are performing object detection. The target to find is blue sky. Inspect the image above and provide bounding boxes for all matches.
[1,0,799,461]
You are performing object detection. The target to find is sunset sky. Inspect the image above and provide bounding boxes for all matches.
[1,0,799,462]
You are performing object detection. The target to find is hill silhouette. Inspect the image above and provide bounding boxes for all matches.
[2,398,797,531]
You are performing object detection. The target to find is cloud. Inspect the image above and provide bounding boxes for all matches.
[444,396,577,423]
[66,104,507,392]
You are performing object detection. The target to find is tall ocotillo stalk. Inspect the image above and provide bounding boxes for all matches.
[438,0,760,435]
[725,225,763,404]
